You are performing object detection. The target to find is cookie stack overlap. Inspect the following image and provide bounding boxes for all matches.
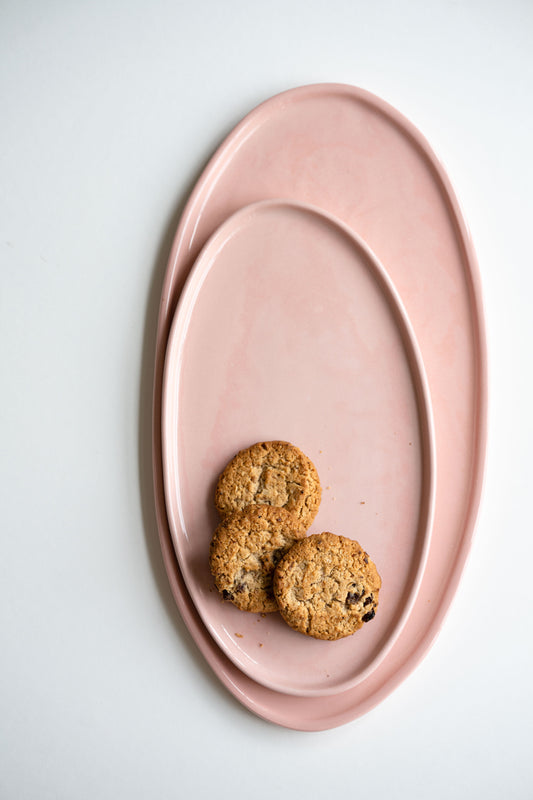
[209,440,381,641]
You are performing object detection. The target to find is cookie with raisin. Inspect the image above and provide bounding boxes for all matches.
[273,532,381,640]
[209,504,306,613]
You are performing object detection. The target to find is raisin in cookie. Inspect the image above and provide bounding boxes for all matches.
[215,441,321,530]
[273,532,381,640]
[209,504,307,613]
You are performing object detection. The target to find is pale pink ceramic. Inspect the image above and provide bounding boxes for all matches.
[152,84,487,729]
[161,200,436,697]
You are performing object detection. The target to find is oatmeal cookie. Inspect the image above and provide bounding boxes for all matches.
[209,504,306,613]
[273,532,381,640]
[214,441,321,529]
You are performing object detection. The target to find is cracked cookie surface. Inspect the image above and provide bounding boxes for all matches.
[273,532,381,640]
[215,441,321,529]
[209,505,307,613]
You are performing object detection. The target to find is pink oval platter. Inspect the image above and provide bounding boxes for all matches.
[161,199,436,697]
[152,83,487,729]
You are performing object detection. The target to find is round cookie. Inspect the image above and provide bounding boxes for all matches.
[215,441,321,529]
[273,532,381,640]
[209,504,307,613]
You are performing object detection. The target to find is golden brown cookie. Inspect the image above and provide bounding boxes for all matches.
[214,441,321,529]
[209,504,307,613]
[273,532,381,640]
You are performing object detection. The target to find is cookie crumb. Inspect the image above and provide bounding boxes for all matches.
[235,633,243,638]
[258,643,263,647]
[360,501,365,505]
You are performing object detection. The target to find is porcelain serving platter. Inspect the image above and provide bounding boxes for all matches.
[161,199,436,697]
[152,83,487,729]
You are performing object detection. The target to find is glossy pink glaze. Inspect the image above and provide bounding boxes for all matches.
[161,200,435,696]
[152,84,487,729]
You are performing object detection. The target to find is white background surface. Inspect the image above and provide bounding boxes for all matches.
[1,1,532,797]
